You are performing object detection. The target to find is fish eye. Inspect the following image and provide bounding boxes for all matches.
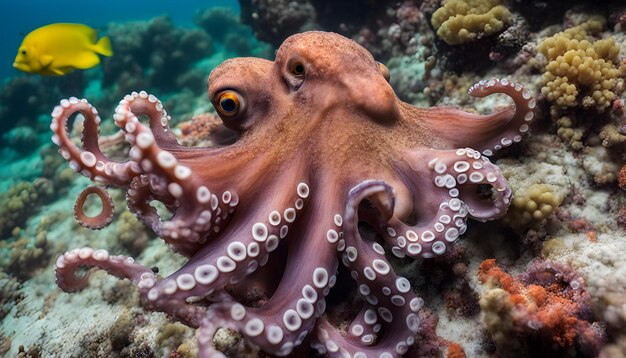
[377,61,390,82]
[289,61,305,76]
[21,50,26,55]
[215,90,243,118]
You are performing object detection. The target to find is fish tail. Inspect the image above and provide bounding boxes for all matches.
[94,36,113,56]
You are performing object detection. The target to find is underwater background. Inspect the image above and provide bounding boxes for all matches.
[0,0,625,357]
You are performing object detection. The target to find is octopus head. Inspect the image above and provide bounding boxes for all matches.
[208,31,399,135]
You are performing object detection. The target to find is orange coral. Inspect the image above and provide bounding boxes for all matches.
[478,259,605,354]
[447,342,466,358]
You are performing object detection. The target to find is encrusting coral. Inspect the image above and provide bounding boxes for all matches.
[430,0,512,45]
[478,259,606,356]
[537,17,626,149]
[49,31,535,357]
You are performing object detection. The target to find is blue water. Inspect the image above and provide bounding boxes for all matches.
[0,0,239,81]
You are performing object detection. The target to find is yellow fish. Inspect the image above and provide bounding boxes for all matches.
[13,23,112,76]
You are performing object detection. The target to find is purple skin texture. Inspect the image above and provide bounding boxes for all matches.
[50,31,534,357]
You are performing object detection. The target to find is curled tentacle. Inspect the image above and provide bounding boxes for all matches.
[74,186,115,229]
[55,246,208,328]
[313,180,423,358]
[127,175,237,257]
[113,93,240,255]
[55,247,155,293]
[384,148,511,258]
[143,179,312,302]
[51,97,140,186]
[114,91,180,149]
[423,79,536,156]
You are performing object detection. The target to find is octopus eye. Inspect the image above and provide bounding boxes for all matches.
[377,61,390,82]
[215,91,243,118]
[289,61,305,76]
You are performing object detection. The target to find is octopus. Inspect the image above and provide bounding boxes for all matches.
[50,31,535,357]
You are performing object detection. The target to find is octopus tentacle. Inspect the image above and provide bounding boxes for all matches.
[114,91,180,149]
[314,180,423,358]
[51,97,140,186]
[345,304,384,346]
[74,186,115,229]
[55,247,209,328]
[385,148,511,258]
[126,175,236,257]
[143,179,312,302]
[55,247,155,293]
[423,79,535,156]
[196,190,341,357]
[113,97,242,255]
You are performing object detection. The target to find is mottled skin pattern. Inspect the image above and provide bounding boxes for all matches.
[50,32,535,357]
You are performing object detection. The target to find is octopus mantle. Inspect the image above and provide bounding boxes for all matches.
[51,31,535,357]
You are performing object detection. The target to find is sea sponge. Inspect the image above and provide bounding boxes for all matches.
[431,0,511,45]
[537,17,626,148]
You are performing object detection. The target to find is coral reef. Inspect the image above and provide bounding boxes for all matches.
[194,7,272,58]
[179,112,237,147]
[537,17,626,149]
[500,159,569,231]
[103,16,213,96]
[0,272,21,319]
[2,1,626,357]
[113,211,150,257]
[50,32,534,356]
[478,259,606,356]
[431,0,512,45]
[0,180,51,239]
[0,74,85,140]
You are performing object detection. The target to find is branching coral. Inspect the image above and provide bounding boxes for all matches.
[431,0,512,45]
[478,259,606,356]
[537,17,626,149]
